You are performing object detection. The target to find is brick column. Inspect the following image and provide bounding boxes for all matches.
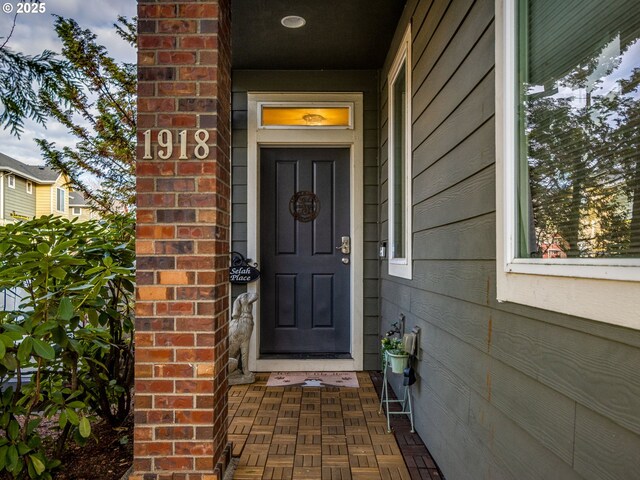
[134,1,231,479]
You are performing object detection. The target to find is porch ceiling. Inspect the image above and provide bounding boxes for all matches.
[231,0,407,70]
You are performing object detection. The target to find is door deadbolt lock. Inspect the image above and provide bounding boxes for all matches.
[336,236,350,255]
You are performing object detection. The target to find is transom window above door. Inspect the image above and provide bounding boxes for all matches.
[258,103,353,129]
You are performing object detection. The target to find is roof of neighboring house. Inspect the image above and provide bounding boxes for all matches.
[0,151,61,184]
[69,191,89,207]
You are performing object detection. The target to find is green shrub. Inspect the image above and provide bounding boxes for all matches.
[0,214,134,479]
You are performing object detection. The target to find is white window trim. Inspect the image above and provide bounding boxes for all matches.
[56,187,65,212]
[7,174,15,189]
[495,0,640,329]
[387,25,413,280]
[26,181,32,194]
[72,207,81,215]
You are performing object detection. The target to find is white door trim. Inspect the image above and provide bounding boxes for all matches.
[246,92,364,372]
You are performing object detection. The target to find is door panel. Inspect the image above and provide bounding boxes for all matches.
[260,147,350,354]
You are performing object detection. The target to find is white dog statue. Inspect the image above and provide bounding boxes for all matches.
[228,292,258,385]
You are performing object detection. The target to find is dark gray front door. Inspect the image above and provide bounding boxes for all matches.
[260,147,351,355]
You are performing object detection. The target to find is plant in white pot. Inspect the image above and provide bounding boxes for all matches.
[381,337,410,374]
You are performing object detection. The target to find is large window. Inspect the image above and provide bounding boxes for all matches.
[388,26,412,279]
[517,0,640,261]
[497,0,640,328]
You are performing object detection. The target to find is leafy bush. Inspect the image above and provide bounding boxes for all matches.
[0,214,134,479]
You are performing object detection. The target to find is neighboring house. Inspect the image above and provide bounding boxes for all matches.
[0,151,71,225]
[135,2,640,480]
[69,191,97,221]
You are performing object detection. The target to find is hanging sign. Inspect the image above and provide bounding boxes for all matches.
[229,252,261,284]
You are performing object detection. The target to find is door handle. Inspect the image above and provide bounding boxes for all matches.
[336,236,350,255]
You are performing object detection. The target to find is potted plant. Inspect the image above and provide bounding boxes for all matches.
[381,337,410,374]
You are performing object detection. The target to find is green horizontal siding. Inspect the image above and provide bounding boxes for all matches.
[379,0,640,479]
[4,175,36,220]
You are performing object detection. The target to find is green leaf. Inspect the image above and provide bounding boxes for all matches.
[51,239,78,254]
[79,417,91,438]
[26,418,41,436]
[33,320,58,337]
[36,243,50,254]
[10,457,23,476]
[0,445,7,470]
[29,455,45,475]
[27,459,36,479]
[7,420,19,441]
[86,309,99,327]
[6,445,18,472]
[0,412,9,428]
[2,324,26,335]
[0,341,5,360]
[49,267,67,280]
[0,333,14,347]
[58,411,67,430]
[103,256,113,267]
[32,338,55,360]
[57,297,74,321]
[17,442,30,455]
[1,353,18,371]
[17,337,33,362]
[65,408,79,426]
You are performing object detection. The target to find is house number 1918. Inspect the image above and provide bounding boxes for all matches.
[142,129,210,160]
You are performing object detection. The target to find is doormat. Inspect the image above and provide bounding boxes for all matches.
[266,371,359,388]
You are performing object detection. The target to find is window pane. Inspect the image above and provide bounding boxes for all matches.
[392,64,407,258]
[517,0,640,258]
[57,189,65,211]
[261,107,350,127]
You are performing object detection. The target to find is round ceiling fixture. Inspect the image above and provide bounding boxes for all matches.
[281,15,306,29]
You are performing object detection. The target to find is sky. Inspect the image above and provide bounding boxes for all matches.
[0,0,136,165]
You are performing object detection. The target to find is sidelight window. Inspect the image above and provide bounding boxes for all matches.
[388,25,412,279]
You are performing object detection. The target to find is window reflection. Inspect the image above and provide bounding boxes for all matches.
[518,0,640,258]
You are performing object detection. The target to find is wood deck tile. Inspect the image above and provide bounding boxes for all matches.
[230,373,418,480]
[322,444,348,456]
[234,466,264,480]
[269,442,296,456]
[348,454,378,468]
[294,444,322,455]
[350,467,381,480]
[262,467,293,480]
[294,454,322,468]
[239,453,268,467]
[292,466,322,479]
[265,455,295,467]
[373,443,401,456]
[243,444,271,455]
[321,467,352,480]
[347,445,375,456]
[321,455,349,467]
